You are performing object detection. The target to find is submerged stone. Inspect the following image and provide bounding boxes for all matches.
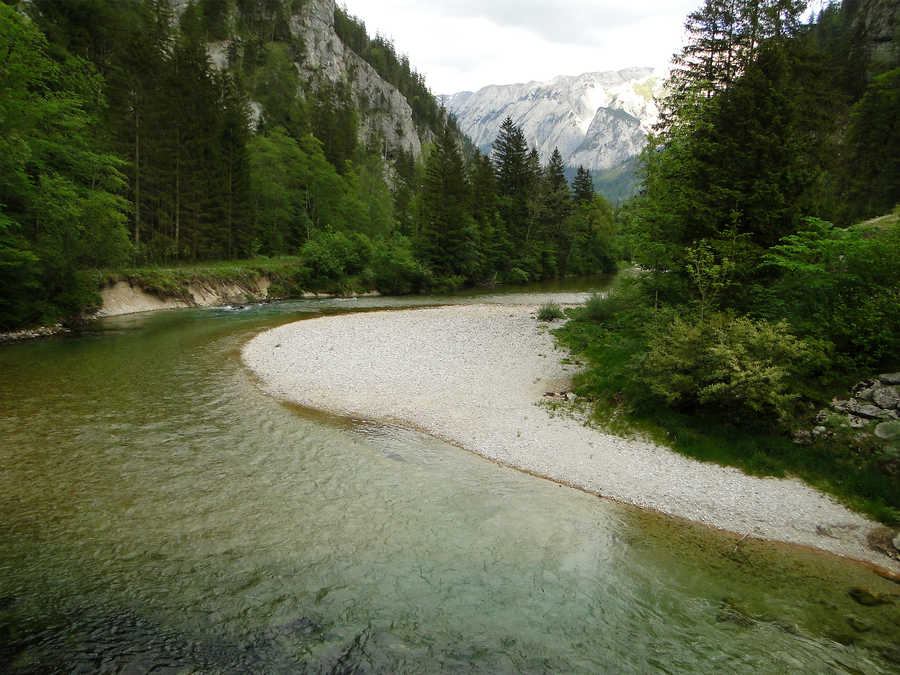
[848,615,873,632]
[849,587,893,606]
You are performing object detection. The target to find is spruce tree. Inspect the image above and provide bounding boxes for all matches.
[572,166,594,203]
[419,124,475,278]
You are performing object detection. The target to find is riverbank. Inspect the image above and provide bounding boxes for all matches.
[242,303,900,573]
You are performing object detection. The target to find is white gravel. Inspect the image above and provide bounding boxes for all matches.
[242,303,899,571]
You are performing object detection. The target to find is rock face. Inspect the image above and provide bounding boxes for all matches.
[289,0,423,158]
[850,0,900,74]
[174,0,424,159]
[442,68,661,171]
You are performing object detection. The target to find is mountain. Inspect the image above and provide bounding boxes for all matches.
[169,0,430,160]
[442,68,662,200]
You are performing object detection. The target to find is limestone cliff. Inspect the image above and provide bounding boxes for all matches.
[289,0,423,158]
[173,0,425,159]
[851,0,900,75]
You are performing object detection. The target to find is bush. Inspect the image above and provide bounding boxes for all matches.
[761,217,900,369]
[643,313,818,426]
[371,235,425,295]
[300,230,375,282]
[536,302,565,321]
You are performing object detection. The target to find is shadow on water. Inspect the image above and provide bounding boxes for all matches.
[1,279,899,672]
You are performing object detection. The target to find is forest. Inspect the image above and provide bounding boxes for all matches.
[558,0,900,522]
[0,0,616,330]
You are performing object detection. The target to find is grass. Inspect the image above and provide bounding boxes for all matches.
[114,256,304,293]
[850,205,900,237]
[536,302,565,322]
[98,256,313,301]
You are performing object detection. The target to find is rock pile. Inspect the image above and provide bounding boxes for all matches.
[795,373,900,470]
[0,323,68,343]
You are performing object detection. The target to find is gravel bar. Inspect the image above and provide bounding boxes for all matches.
[242,303,899,571]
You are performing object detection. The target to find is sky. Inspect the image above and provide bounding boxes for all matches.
[338,0,702,94]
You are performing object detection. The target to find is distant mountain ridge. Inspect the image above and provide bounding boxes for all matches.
[442,68,663,200]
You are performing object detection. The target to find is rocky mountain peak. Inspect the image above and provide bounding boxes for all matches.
[443,68,662,178]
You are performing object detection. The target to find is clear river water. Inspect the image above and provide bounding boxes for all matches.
[1,282,899,673]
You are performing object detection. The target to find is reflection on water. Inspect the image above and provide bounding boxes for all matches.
[1,286,899,672]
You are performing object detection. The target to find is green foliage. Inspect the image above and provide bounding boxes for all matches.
[0,4,130,327]
[417,123,478,279]
[552,2,900,525]
[536,302,565,322]
[644,313,816,426]
[300,229,373,283]
[760,218,900,367]
[844,68,900,221]
[370,235,425,295]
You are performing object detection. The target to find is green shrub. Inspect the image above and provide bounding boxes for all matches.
[300,230,375,282]
[536,302,565,322]
[643,313,818,426]
[371,235,425,295]
[761,217,900,369]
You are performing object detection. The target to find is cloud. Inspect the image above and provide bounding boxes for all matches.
[339,0,697,93]
[354,0,691,45]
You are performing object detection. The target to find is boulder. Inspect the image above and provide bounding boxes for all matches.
[849,587,893,606]
[848,415,869,429]
[880,373,900,385]
[831,399,887,417]
[873,385,900,410]
[875,421,900,441]
[894,532,900,553]
[857,403,892,419]
[856,383,877,402]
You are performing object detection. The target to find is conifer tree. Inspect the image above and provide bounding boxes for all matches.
[419,124,475,278]
[572,166,595,203]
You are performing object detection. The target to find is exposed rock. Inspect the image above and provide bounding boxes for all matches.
[894,532,900,552]
[880,373,900,385]
[0,323,69,343]
[834,398,893,419]
[443,68,661,174]
[850,0,900,76]
[849,415,869,429]
[875,421,900,441]
[290,0,423,159]
[873,385,900,410]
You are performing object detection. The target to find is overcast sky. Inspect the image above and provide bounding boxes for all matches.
[338,0,703,94]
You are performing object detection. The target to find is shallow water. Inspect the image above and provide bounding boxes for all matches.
[1,285,899,673]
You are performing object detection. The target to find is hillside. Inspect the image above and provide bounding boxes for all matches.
[1,0,619,330]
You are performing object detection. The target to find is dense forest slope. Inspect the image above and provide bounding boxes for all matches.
[0,0,619,330]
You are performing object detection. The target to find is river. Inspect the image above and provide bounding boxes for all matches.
[1,283,898,673]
